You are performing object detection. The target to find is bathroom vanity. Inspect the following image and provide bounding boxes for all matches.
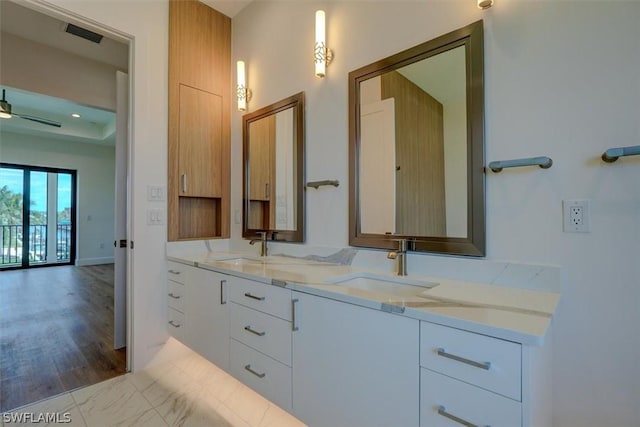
[166,254,558,427]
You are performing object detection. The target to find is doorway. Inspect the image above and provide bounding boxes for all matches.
[0,163,77,269]
[0,0,133,411]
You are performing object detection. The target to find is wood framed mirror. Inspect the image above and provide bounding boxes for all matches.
[349,20,485,256]
[243,92,305,242]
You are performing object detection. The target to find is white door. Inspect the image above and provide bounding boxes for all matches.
[114,71,128,350]
[359,98,396,234]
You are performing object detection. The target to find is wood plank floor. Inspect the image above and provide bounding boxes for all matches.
[0,264,126,412]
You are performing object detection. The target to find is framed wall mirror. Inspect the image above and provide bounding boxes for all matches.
[243,92,305,242]
[349,20,485,256]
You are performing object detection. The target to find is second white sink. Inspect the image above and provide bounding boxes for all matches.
[325,272,438,298]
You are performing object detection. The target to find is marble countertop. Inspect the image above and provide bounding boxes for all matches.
[167,252,560,346]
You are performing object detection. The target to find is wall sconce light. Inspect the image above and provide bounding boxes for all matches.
[477,0,494,9]
[314,10,333,78]
[236,60,251,111]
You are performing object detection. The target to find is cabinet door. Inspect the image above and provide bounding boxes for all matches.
[185,267,229,371]
[292,291,419,427]
[178,84,223,197]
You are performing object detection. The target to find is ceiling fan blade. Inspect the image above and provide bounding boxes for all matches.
[14,113,62,128]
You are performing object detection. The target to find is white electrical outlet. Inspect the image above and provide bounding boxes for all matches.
[563,199,590,233]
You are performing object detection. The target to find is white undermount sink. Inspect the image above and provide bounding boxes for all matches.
[213,255,315,266]
[215,256,263,265]
[325,272,438,298]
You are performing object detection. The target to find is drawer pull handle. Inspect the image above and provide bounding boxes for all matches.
[244,292,266,301]
[168,293,181,299]
[220,280,227,305]
[168,270,181,275]
[437,406,489,427]
[244,364,266,378]
[437,348,491,370]
[292,298,299,331]
[168,320,181,328]
[244,326,266,336]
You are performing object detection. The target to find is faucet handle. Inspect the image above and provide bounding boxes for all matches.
[256,231,267,239]
[391,238,408,252]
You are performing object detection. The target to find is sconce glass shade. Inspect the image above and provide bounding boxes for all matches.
[477,0,493,9]
[314,10,331,78]
[237,60,247,111]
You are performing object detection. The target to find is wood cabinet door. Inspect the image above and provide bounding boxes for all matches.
[178,84,223,198]
[291,291,420,427]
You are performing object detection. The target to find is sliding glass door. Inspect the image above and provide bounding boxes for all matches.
[0,163,76,269]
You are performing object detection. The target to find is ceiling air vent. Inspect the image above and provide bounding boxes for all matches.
[65,23,103,44]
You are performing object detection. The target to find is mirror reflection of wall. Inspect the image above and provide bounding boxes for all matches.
[274,108,296,230]
[358,45,468,238]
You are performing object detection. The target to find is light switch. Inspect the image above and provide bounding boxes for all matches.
[147,208,165,225]
[147,185,165,201]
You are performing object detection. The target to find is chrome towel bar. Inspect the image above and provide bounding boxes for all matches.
[488,156,553,173]
[306,180,340,189]
[601,145,640,163]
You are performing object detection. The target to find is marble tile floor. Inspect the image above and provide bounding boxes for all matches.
[1,351,306,427]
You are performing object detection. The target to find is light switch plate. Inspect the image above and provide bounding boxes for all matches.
[147,208,165,225]
[147,185,165,201]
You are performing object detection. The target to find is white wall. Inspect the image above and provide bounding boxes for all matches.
[0,32,122,111]
[232,2,640,426]
[0,131,115,265]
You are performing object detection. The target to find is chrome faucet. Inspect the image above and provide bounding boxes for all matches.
[387,239,408,276]
[249,231,268,257]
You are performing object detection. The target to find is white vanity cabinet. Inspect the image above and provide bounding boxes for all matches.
[419,321,552,427]
[226,275,293,411]
[291,291,420,427]
[166,261,229,371]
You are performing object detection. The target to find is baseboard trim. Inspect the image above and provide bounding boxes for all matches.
[76,257,115,266]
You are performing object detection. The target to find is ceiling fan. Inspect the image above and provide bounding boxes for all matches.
[0,89,62,128]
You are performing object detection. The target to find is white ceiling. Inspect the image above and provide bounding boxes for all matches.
[200,0,253,18]
[0,86,116,145]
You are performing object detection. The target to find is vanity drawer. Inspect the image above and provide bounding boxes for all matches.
[167,281,185,312]
[167,261,188,284]
[167,307,185,341]
[420,321,521,401]
[229,302,292,366]
[227,276,292,321]
[229,338,292,411]
[420,368,521,427]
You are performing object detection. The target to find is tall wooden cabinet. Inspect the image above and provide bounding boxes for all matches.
[168,0,231,240]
